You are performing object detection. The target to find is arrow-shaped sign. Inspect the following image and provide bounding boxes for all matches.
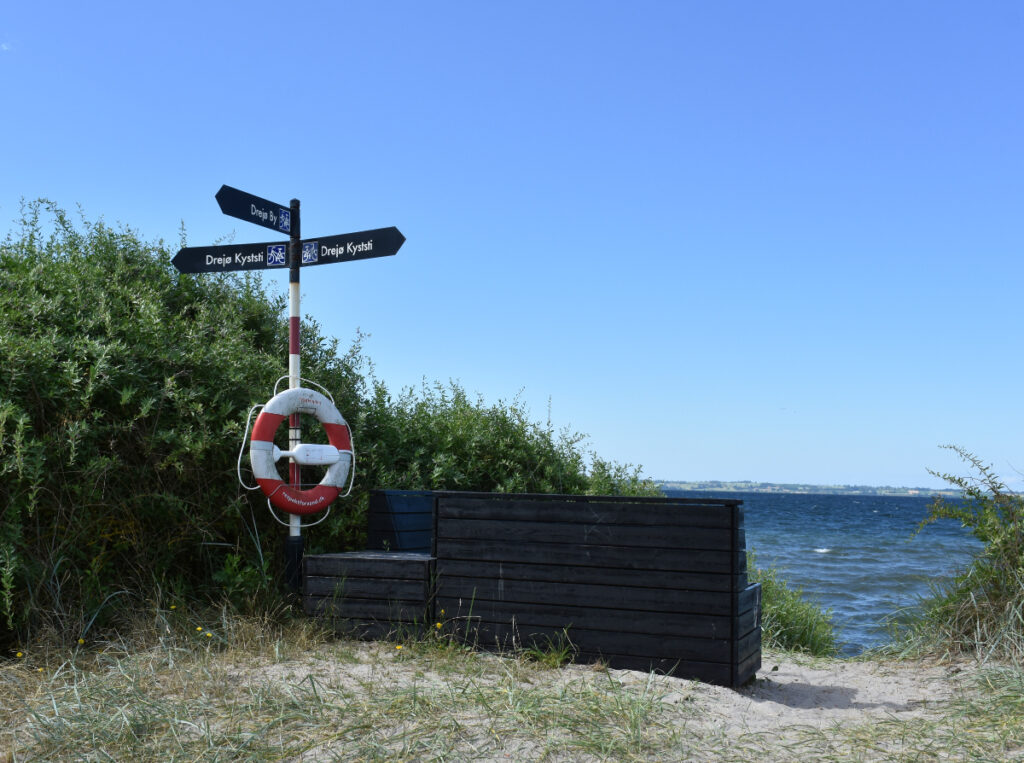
[172,241,289,273]
[297,228,406,268]
[216,185,293,234]
[172,227,405,274]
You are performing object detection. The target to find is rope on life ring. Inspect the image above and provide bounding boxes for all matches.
[248,387,352,516]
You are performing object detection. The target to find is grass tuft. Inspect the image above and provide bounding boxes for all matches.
[749,552,838,657]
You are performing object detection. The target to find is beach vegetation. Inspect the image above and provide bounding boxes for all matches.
[901,445,1024,660]
[4,603,1023,760]
[748,553,838,656]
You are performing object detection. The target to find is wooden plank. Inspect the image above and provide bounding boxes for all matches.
[736,605,759,637]
[589,654,735,686]
[436,518,732,550]
[733,628,762,686]
[304,576,428,601]
[734,648,761,686]
[314,618,427,641]
[437,495,738,528]
[737,583,762,617]
[435,596,732,639]
[459,636,734,684]
[434,577,735,616]
[436,539,741,574]
[452,621,734,663]
[303,552,432,579]
[436,559,743,593]
[304,597,428,621]
[733,628,760,661]
[736,626,761,660]
[730,626,762,685]
[304,550,433,564]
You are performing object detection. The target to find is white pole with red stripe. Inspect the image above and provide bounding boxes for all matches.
[285,197,303,591]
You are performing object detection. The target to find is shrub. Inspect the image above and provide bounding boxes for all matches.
[903,445,1024,659]
[0,202,291,641]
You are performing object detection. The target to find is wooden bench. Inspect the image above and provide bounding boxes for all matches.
[305,490,760,687]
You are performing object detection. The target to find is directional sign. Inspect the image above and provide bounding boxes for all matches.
[172,240,289,273]
[172,227,404,273]
[296,227,405,267]
[215,185,292,234]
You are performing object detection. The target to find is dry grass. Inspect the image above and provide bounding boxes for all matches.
[1,608,1022,761]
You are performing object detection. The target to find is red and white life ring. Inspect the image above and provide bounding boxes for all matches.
[249,388,352,515]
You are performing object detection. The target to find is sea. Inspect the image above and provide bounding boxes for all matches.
[664,491,983,656]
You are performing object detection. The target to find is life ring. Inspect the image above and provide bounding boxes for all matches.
[249,387,352,515]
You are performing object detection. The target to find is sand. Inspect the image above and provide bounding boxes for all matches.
[229,642,976,760]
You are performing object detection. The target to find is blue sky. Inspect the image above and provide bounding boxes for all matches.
[3,2,1022,488]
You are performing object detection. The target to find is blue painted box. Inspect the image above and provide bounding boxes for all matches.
[366,490,435,553]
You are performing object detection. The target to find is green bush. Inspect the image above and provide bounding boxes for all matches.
[0,202,291,640]
[903,445,1024,659]
[0,201,657,644]
[749,552,838,656]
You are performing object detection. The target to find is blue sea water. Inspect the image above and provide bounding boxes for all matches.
[666,491,983,655]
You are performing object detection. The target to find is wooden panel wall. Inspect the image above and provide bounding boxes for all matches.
[432,493,760,687]
[303,551,433,639]
[305,491,761,687]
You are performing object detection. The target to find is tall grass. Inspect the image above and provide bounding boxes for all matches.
[749,553,838,656]
[898,445,1024,661]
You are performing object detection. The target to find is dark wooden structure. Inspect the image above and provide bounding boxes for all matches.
[303,551,433,639]
[305,490,760,687]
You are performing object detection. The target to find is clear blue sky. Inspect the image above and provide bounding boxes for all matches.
[3,2,1022,488]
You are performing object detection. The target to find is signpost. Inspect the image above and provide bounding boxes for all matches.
[170,227,405,274]
[173,186,404,593]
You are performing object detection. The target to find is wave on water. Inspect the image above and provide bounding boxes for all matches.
[666,490,982,655]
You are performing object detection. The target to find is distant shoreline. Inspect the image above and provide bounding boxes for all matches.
[659,481,961,497]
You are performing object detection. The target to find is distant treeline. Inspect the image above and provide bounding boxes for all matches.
[660,481,961,497]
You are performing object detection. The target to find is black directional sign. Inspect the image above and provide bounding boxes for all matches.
[172,228,404,274]
[172,240,289,273]
[297,227,406,267]
[215,184,293,234]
